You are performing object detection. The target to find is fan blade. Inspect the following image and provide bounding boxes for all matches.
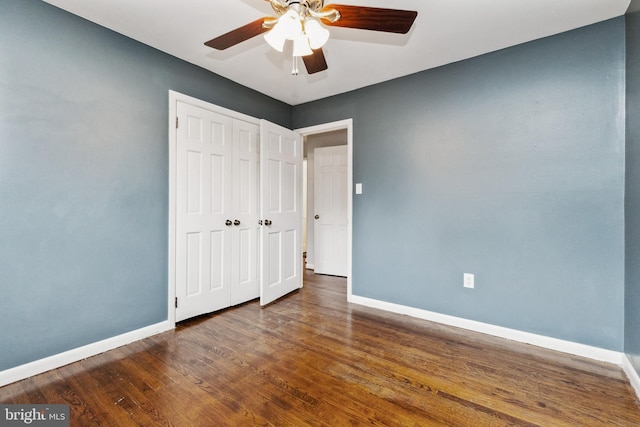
[205,17,274,50]
[302,48,328,74]
[321,4,417,34]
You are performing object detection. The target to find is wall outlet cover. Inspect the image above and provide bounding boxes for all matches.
[464,273,474,289]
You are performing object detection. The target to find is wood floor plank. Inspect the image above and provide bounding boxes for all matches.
[2,270,639,426]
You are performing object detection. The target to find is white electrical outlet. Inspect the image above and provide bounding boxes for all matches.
[464,273,474,289]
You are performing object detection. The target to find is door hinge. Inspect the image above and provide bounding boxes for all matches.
[175,297,178,308]
[176,117,179,129]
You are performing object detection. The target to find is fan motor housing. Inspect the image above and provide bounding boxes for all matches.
[269,0,325,16]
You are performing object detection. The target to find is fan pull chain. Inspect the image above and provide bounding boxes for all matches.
[291,54,299,75]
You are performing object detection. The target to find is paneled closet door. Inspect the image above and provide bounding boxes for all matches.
[230,119,260,305]
[175,102,233,322]
[173,96,303,321]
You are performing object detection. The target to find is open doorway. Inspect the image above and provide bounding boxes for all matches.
[296,120,353,299]
[305,133,347,276]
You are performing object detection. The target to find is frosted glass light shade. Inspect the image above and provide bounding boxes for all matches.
[264,21,287,52]
[292,35,313,57]
[264,26,287,52]
[280,9,303,39]
[305,19,329,49]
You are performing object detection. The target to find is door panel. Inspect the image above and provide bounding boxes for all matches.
[210,230,224,290]
[284,229,297,279]
[186,151,203,213]
[267,232,282,286]
[185,232,202,296]
[260,120,302,306]
[238,228,250,282]
[210,154,225,213]
[268,158,280,211]
[284,162,296,212]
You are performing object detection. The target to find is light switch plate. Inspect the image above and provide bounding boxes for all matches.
[355,183,363,194]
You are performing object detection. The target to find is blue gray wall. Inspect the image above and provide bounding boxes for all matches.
[0,0,633,374]
[626,3,640,375]
[294,18,626,350]
[0,0,290,371]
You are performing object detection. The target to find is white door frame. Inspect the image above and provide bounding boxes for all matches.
[168,91,260,327]
[296,119,353,301]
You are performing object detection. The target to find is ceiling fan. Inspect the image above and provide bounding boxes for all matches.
[204,0,418,75]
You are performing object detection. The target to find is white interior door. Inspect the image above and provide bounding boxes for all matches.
[175,101,233,321]
[260,119,303,306]
[230,119,260,305]
[314,145,348,276]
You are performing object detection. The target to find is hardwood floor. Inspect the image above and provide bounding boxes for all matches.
[3,271,640,426]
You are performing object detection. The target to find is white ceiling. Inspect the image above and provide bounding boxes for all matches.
[42,0,630,105]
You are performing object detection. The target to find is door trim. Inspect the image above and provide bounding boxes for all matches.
[168,91,260,327]
[295,119,353,301]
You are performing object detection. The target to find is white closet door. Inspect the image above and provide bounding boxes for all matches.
[230,119,260,305]
[259,120,303,306]
[175,102,233,322]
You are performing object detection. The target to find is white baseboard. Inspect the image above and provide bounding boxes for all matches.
[622,354,640,401]
[4,303,637,402]
[0,321,173,387]
[350,295,623,364]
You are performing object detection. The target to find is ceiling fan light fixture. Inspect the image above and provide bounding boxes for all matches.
[264,9,305,52]
[304,19,329,49]
[205,1,418,75]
